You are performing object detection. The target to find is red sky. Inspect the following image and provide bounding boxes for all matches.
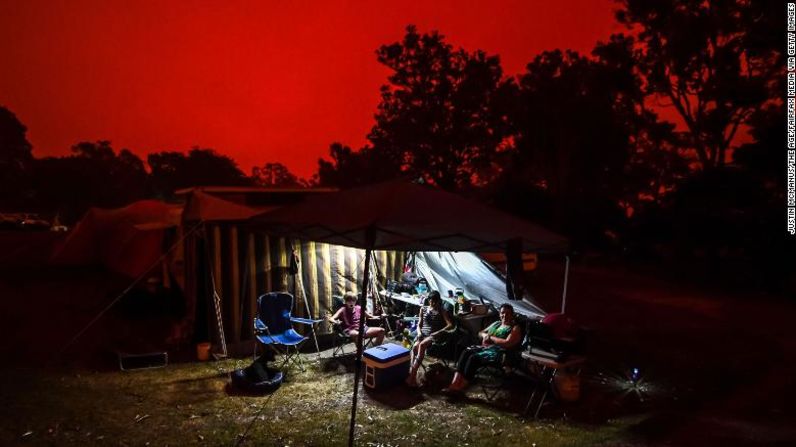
[0,0,620,178]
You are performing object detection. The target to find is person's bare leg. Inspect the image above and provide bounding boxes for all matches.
[375,327,385,345]
[414,340,430,381]
[410,340,420,365]
[407,338,430,386]
[363,327,384,345]
[348,330,360,347]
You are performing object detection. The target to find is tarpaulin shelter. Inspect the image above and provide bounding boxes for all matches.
[414,251,546,318]
[245,178,568,446]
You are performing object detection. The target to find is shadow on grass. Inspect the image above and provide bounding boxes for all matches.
[224,382,281,397]
[365,385,426,410]
[319,354,357,374]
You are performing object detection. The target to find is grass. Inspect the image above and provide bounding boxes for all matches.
[0,353,637,446]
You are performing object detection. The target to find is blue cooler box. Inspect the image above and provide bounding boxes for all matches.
[363,343,410,390]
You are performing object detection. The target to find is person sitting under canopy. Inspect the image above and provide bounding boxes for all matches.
[328,291,385,346]
[406,290,454,387]
[443,303,522,393]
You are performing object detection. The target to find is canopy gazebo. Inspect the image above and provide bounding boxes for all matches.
[246,178,569,446]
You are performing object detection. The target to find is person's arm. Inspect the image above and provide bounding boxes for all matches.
[364,309,383,320]
[479,321,498,344]
[488,325,522,349]
[329,307,343,324]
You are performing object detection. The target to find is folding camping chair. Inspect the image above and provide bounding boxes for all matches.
[474,322,528,401]
[253,292,319,372]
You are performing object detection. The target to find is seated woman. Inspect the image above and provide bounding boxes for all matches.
[444,303,522,393]
[328,291,385,346]
[406,290,454,387]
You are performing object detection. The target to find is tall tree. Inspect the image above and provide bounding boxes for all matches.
[593,34,688,211]
[501,49,637,245]
[615,0,781,170]
[367,25,515,190]
[147,147,250,197]
[0,106,34,208]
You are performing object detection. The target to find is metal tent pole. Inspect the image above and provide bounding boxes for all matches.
[561,255,570,314]
[348,229,375,447]
[297,262,322,359]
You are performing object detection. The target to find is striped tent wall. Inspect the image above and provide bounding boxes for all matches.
[200,223,406,346]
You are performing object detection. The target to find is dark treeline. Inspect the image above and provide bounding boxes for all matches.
[0,0,791,290]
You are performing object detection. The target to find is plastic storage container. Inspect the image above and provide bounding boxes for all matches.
[363,343,410,390]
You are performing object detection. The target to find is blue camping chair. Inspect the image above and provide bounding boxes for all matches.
[253,292,319,372]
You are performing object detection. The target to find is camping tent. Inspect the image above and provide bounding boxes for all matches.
[48,190,408,357]
[50,200,183,279]
[179,188,407,351]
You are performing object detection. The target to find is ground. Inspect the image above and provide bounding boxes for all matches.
[1,261,795,446]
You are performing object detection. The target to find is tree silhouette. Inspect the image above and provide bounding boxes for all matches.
[592,34,689,211]
[315,143,400,188]
[0,106,34,208]
[31,141,148,222]
[147,147,250,197]
[615,0,781,170]
[252,162,304,187]
[497,49,636,246]
[734,105,784,190]
[366,25,515,190]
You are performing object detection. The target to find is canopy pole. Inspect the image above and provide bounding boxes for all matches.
[348,228,375,447]
[561,255,570,313]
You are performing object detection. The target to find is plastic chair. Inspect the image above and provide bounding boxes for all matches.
[253,292,319,372]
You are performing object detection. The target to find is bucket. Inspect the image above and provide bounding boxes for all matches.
[196,342,211,361]
[554,372,581,402]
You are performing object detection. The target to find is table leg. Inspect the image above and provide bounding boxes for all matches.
[534,368,559,419]
[524,366,559,419]
[524,365,549,417]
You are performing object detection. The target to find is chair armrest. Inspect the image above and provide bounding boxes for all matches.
[290,316,322,326]
[254,318,268,335]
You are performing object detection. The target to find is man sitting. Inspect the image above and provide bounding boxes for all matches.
[328,291,385,346]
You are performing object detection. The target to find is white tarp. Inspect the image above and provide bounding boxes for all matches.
[414,251,546,318]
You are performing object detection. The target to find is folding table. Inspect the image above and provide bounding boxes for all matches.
[522,352,586,419]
